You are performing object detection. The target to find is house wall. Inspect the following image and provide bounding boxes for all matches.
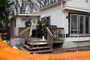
[10,20,14,37]
[63,40,90,48]
[64,0,89,12]
[63,12,68,34]
[63,12,90,48]
[40,4,64,28]
[14,16,39,36]
[63,11,90,48]
[40,4,69,34]
[16,17,38,27]
[40,1,90,48]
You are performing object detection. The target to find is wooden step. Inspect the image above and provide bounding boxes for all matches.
[27,42,48,45]
[32,50,52,53]
[30,38,46,42]
[19,38,52,53]
[23,45,50,50]
[30,40,47,42]
[19,47,29,51]
[30,38,41,40]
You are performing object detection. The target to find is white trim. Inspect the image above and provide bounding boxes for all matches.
[70,13,90,36]
[70,14,78,34]
[18,14,40,16]
[64,6,89,12]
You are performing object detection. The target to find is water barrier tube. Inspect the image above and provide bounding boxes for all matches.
[0,38,90,60]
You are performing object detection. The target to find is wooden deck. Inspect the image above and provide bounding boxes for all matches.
[19,38,52,54]
[54,40,64,43]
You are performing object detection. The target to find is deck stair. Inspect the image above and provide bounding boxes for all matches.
[19,38,52,54]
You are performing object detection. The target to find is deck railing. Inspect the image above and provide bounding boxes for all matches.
[46,27,54,50]
[48,27,64,41]
[46,27,65,44]
[18,27,30,42]
[46,27,65,50]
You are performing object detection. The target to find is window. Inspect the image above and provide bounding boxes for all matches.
[85,16,89,33]
[70,14,90,36]
[70,14,78,34]
[79,15,84,34]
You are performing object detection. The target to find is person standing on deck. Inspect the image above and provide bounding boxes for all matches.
[37,19,43,38]
[42,17,49,39]
[25,19,31,27]
[31,20,37,38]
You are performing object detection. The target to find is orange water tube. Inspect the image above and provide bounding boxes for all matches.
[0,38,90,60]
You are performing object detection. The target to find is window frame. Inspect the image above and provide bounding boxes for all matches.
[78,15,85,34]
[70,14,78,36]
[69,13,90,37]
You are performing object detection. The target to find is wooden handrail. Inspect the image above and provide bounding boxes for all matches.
[46,27,54,51]
[18,27,30,42]
[19,27,30,36]
[46,27,53,37]
[46,27,64,51]
[48,27,65,41]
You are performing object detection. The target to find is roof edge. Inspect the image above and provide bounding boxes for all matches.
[40,0,66,11]
[10,14,40,21]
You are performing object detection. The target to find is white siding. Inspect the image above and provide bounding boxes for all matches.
[16,16,38,27]
[16,17,22,27]
[64,0,89,12]
[14,27,18,36]
[63,41,90,48]
[41,4,64,27]
[14,16,39,36]
[40,5,69,34]
[21,20,26,27]
[66,37,90,41]
[63,37,90,48]
[63,12,68,34]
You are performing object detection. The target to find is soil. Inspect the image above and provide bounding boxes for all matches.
[52,45,90,54]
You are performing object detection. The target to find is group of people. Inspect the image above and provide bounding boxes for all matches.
[37,17,49,38]
[25,17,49,38]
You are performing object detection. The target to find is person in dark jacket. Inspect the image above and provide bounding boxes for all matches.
[42,17,49,39]
[37,19,43,38]
[25,19,31,27]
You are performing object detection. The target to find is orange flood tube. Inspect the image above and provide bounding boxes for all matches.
[0,38,90,60]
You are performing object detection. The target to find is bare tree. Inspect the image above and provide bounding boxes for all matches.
[9,0,63,17]
[36,0,62,9]
[10,0,30,17]
[10,0,40,17]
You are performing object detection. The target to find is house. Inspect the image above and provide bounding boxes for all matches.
[10,14,40,47]
[39,0,90,48]
[10,14,40,36]
[10,0,90,49]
